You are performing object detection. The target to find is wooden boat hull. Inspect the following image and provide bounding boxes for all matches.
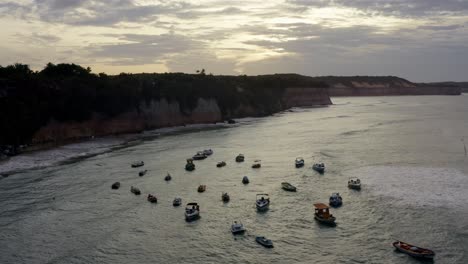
[313,166,325,173]
[314,215,336,226]
[393,241,435,259]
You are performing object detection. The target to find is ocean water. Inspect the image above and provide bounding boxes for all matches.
[1,95,468,264]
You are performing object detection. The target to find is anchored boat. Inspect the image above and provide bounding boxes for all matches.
[173,197,182,206]
[164,173,172,181]
[185,202,200,221]
[252,160,261,168]
[198,185,206,193]
[231,221,246,234]
[329,193,343,207]
[312,163,325,173]
[348,177,361,190]
[295,157,304,168]
[216,161,226,167]
[281,182,297,192]
[130,186,141,195]
[185,159,195,171]
[138,170,147,177]
[111,182,120,189]
[242,176,249,184]
[203,149,213,156]
[222,192,230,202]
[256,236,274,248]
[235,154,245,162]
[131,161,144,168]
[314,203,336,226]
[147,194,158,203]
[393,240,435,259]
[193,151,207,160]
[256,193,270,211]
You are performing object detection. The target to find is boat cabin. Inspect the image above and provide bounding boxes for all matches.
[314,203,332,218]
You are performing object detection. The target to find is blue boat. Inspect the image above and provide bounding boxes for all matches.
[329,193,343,207]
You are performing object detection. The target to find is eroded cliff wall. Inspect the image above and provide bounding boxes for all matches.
[31,90,331,144]
[321,77,461,96]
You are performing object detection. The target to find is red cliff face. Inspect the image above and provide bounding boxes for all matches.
[30,89,333,145]
[326,79,461,96]
[31,98,223,144]
[282,87,332,108]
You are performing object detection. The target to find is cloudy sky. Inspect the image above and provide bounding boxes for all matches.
[1,0,467,81]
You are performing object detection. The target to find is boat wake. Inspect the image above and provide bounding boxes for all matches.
[355,166,468,209]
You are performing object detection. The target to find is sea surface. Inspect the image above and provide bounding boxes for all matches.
[1,95,468,264]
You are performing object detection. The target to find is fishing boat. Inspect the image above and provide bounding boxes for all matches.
[312,163,325,173]
[138,170,147,176]
[231,221,246,234]
[147,194,158,203]
[111,182,120,189]
[173,197,182,206]
[198,185,206,193]
[235,154,245,162]
[348,177,361,190]
[131,161,144,168]
[295,157,305,168]
[393,240,435,259]
[130,186,141,195]
[256,194,270,211]
[242,176,249,184]
[329,193,343,207]
[164,173,172,181]
[313,203,336,226]
[185,159,195,171]
[252,160,261,168]
[193,151,207,160]
[203,149,213,156]
[255,236,274,248]
[216,161,226,167]
[185,202,200,221]
[222,192,230,202]
[281,182,297,192]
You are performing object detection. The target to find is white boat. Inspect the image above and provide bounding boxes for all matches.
[295,157,304,168]
[203,149,213,156]
[173,197,182,206]
[256,193,270,211]
[185,202,200,221]
[131,161,144,168]
[348,177,361,190]
[193,151,207,160]
[231,221,246,234]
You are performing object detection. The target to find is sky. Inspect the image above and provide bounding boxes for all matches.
[0,0,467,82]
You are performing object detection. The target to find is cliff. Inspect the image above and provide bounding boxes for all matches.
[319,76,461,96]
[30,89,331,144]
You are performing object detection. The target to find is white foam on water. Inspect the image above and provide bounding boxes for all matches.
[0,138,124,175]
[354,166,468,209]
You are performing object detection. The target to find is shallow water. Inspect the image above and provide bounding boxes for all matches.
[1,95,468,264]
